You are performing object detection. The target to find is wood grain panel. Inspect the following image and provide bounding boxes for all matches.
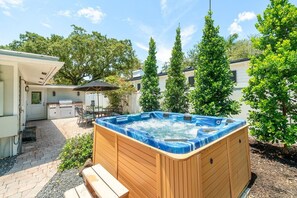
[201,140,231,198]
[118,136,157,198]
[228,128,250,198]
[160,155,201,198]
[93,125,117,177]
[93,123,250,198]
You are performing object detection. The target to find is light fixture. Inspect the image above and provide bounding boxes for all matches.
[25,85,29,92]
[77,91,80,96]
[53,91,56,96]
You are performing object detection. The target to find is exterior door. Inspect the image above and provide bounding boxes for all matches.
[27,89,46,120]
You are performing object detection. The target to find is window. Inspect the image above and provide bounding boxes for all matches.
[188,76,194,87]
[31,91,42,104]
[231,70,237,83]
[137,83,141,91]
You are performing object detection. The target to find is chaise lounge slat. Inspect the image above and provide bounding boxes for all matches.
[64,184,92,198]
[92,164,129,197]
[75,184,93,198]
[82,167,119,198]
[64,188,79,198]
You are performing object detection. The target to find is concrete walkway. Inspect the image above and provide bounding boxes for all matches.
[0,118,92,198]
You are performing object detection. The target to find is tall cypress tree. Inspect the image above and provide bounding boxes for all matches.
[243,0,297,146]
[191,11,240,117]
[139,38,161,112]
[163,26,189,113]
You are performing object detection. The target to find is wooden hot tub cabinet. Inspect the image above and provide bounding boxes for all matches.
[93,124,251,198]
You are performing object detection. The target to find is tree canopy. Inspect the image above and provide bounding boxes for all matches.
[1,25,140,85]
[243,0,297,146]
[139,38,161,112]
[190,11,240,117]
[163,26,189,113]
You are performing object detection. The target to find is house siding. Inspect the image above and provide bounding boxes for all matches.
[128,60,251,120]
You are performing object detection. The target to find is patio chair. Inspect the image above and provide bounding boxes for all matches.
[75,107,93,128]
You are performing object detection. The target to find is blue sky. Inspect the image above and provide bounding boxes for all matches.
[1,0,297,65]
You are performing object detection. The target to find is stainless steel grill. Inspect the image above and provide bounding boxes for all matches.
[59,100,73,108]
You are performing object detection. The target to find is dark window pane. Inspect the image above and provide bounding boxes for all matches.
[137,83,141,91]
[188,76,194,87]
[231,70,237,83]
[31,92,42,104]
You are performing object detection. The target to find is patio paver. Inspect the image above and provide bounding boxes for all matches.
[0,117,92,198]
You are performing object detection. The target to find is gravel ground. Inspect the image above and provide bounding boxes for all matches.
[0,155,17,176]
[36,169,83,198]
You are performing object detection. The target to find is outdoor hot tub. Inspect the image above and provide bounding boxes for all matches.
[93,111,251,198]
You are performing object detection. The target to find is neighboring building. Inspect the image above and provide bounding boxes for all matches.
[128,58,251,119]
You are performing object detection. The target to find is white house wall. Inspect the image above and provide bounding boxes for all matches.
[0,65,14,115]
[0,64,20,158]
[47,88,84,103]
[85,93,109,108]
[128,60,251,120]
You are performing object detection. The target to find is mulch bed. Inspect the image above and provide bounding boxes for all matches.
[248,137,297,197]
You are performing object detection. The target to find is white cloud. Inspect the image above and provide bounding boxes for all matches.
[181,25,196,46]
[2,10,10,16]
[135,42,149,51]
[0,0,23,9]
[123,17,132,23]
[238,11,256,22]
[228,11,256,35]
[139,24,154,36]
[58,10,71,17]
[228,21,242,35]
[160,0,168,15]
[156,45,171,64]
[41,22,52,29]
[77,7,105,24]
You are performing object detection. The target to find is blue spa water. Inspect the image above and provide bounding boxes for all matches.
[95,111,246,154]
[121,118,203,141]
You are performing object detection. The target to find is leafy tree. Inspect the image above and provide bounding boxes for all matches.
[226,33,239,53]
[53,25,94,85]
[4,32,49,54]
[104,75,135,112]
[1,25,140,85]
[163,26,189,113]
[139,38,161,111]
[191,11,240,117]
[243,0,297,146]
[226,35,262,61]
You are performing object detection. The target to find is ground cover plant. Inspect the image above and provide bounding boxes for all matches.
[58,133,93,171]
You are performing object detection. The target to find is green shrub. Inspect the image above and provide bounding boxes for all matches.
[58,133,93,171]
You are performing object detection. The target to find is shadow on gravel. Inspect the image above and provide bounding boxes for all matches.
[0,155,17,176]
[250,141,297,169]
[36,169,83,198]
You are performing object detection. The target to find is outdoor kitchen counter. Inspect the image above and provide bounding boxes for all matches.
[46,101,83,104]
[47,101,83,119]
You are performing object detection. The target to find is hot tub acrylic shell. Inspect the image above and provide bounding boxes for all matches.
[93,112,251,198]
